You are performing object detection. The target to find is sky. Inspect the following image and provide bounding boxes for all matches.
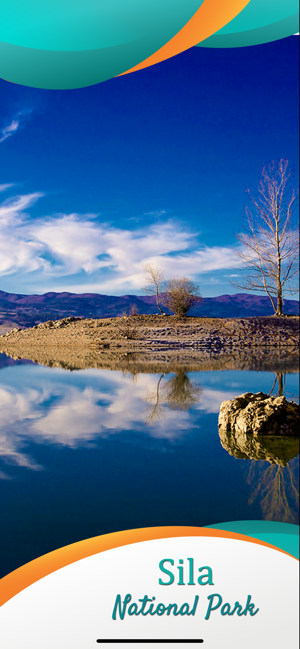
[0,36,299,298]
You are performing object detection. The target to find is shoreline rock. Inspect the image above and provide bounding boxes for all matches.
[218,392,299,437]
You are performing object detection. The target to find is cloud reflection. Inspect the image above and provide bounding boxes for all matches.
[0,369,237,475]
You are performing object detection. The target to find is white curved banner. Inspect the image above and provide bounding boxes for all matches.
[0,535,298,648]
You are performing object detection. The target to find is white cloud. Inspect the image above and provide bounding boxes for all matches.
[0,119,19,143]
[0,192,47,274]
[144,210,167,217]
[0,187,240,292]
[0,183,14,193]
[0,110,32,144]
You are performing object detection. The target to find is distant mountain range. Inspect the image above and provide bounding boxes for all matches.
[0,290,299,331]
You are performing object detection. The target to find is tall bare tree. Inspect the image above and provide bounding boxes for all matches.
[234,160,299,315]
[161,277,201,316]
[143,263,166,314]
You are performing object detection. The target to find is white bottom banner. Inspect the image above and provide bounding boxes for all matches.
[0,534,298,648]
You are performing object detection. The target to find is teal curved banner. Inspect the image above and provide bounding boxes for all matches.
[198,0,299,48]
[0,0,298,89]
[205,521,299,559]
[0,0,202,89]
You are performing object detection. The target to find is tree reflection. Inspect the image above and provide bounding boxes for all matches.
[145,374,166,424]
[219,428,299,523]
[145,370,202,424]
[246,459,299,523]
[163,370,202,411]
[269,371,285,397]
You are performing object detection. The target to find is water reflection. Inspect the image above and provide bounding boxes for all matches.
[145,371,202,424]
[218,420,299,465]
[0,354,299,575]
[0,368,227,472]
[269,371,285,397]
[0,362,298,467]
[246,459,299,523]
[219,424,299,523]
[217,369,299,524]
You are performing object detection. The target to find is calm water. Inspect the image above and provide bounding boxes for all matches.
[0,354,299,578]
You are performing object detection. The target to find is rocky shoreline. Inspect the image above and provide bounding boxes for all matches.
[0,314,298,372]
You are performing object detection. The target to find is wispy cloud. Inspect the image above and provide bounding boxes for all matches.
[0,183,15,193]
[144,209,167,217]
[0,186,240,293]
[0,191,46,275]
[0,110,32,144]
[0,119,19,144]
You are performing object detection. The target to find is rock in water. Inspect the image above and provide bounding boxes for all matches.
[218,392,299,437]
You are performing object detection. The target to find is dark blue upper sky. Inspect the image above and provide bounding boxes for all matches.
[0,36,298,296]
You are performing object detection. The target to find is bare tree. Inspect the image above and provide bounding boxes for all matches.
[143,263,166,314]
[161,277,201,317]
[234,160,299,316]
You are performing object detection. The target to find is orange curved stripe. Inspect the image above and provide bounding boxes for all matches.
[121,0,250,76]
[0,526,297,608]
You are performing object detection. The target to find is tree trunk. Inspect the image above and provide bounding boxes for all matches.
[275,213,283,316]
[156,291,165,315]
[277,372,284,397]
[276,289,283,316]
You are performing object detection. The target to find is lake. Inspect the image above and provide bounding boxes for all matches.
[0,352,299,578]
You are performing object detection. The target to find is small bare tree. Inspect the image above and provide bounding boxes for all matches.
[116,320,139,340]
[161,277,201,317]
[143,263,166,314]
[234,160,299,316]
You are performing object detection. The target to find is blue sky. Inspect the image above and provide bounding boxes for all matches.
[0,36,298,297]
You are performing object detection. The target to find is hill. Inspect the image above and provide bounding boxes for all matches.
[0,289,298,332]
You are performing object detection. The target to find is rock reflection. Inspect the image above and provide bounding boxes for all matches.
[1,347,299,374]
[219,426,299,466]
[219,418,299,523]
